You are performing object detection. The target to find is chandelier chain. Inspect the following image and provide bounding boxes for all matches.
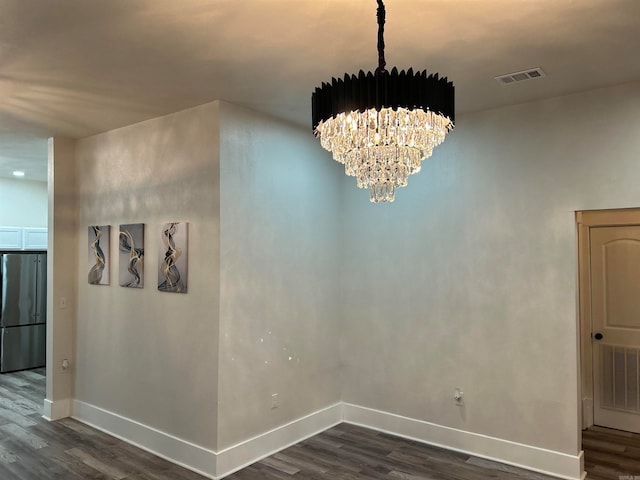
[375,0,387,75]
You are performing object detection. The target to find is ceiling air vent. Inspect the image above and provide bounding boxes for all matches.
[495,67,546,85]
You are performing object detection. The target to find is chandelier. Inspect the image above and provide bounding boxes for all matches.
[312,0,455,203]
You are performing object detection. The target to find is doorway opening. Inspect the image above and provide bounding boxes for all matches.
[578,208,640,433]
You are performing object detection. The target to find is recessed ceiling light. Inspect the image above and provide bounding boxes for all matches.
[12,171,25,177]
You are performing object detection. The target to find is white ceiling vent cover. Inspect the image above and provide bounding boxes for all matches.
[495,67,546,85]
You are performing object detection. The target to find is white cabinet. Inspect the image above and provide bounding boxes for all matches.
[23,228,48,250]
[0,226,47,250]
[0,227,22,249]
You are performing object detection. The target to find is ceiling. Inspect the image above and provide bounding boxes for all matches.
[2,0,640,182]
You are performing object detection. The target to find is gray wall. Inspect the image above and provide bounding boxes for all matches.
[47,137,77,408]
[340,81,640,456]
[74,102,221,449]
[65,81,640,469]
[71,100,343,455]
[217,102,342,449]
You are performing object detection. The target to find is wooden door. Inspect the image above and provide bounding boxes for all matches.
[591,225,640,432]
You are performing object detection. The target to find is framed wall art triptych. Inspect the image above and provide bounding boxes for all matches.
[88,221,188,294]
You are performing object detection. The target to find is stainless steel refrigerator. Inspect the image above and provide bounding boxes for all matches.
[0,253,47,373]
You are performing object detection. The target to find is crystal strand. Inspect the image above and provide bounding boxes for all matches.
[315,107,452,202]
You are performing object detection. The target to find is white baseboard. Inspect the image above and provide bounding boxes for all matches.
[72,400,217,479]
[216,403,343,478]
[343,403,584,480]
[71,400,342,479]
[69,400,584,480]
[582,397,594,429]
[43,398,71,421]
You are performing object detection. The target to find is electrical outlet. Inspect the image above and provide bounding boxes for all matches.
[271,393,278,409]
[59,357,72,374]
[454,387,464,405]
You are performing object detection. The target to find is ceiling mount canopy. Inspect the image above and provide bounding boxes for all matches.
[312,0,455,203]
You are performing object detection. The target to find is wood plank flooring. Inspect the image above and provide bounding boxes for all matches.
[1,369,638,480]
[0,368,207,480]
[583,425,640,479]
[224,423,557,480]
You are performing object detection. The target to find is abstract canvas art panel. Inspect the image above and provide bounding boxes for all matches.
[119,223,145,288]
[88,225,110,285]
[158,222,188,293]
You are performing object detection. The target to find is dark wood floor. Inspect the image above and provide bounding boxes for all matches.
[583,425,640,479]
[1,369,638,479]
[225,422,558,480]
[0,368,207,480]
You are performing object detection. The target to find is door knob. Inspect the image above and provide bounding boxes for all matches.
[594,332,604,340]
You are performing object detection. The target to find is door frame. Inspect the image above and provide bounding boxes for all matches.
[577,208,640,429]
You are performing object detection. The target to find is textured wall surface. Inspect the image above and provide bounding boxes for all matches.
[74,102,220,449]
[339,82,640,456]
[47,137,77,405]
[217,102,343,449]
[62,82,640,467]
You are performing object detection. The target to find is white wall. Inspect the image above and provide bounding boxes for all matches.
[70,100,344,476]
[217,102,343,449]
[45,137,77,421]
[340,81,640,458]
[74,102,220,450]
[62,81,640,478]
[0,177,47,227]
